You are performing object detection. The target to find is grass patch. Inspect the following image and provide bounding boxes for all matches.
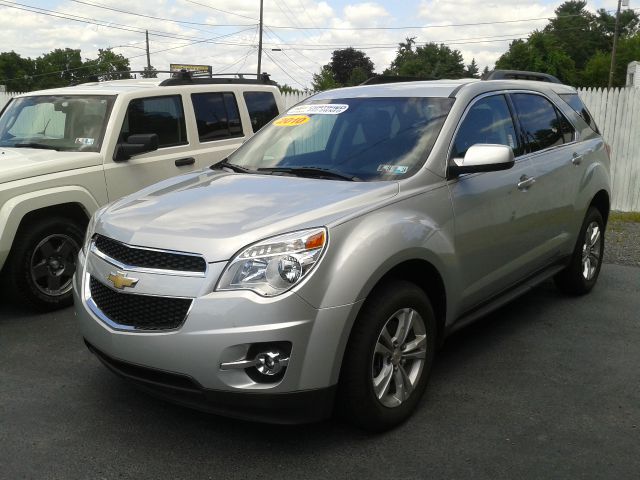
[610,211,640,223]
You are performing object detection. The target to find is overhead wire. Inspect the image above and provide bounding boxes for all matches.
[262,48,307,89]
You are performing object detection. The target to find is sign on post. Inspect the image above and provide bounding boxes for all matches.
[169,64,212,77]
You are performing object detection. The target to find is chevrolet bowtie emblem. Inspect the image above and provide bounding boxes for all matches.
[107,271,139,290]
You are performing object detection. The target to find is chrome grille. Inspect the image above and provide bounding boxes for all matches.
[89,276,192,331]
[94,235,206,273]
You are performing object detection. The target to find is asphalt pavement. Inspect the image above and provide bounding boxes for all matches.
[1,263,639,479]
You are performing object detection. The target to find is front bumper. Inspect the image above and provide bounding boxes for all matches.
[74,248,361,422]
[85,340,336,424]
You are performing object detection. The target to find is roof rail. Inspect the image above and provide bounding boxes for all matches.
[79,70,277,86]
[482,69,562,84]
[360,75,434,86]
[160,71,277,86]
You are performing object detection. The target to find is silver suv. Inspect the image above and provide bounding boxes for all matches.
[74,73,611,431]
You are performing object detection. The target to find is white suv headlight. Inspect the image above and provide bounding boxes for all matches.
[216,228,327,297]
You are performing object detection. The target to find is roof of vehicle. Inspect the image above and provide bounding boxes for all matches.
[309,78,577,101]
[16,76,279,97]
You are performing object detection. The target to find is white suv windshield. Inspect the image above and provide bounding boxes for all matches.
[0,95,115,152]
[227,97,454,181]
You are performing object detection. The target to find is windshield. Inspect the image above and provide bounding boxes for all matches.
[227,96,454,181]
[0,95,115,152]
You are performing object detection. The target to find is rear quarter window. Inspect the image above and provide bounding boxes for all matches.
[243,91,279,133]
[559,93,600,134]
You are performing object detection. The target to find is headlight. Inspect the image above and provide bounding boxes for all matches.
[216,228,327,297]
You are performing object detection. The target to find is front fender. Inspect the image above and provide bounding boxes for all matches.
[294,186,458,385]
[0,186,100,268]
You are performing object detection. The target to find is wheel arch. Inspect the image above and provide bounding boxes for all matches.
[0,187,99,269]
[589,189,610,225]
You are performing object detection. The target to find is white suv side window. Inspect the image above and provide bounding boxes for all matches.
[119,95,187,148]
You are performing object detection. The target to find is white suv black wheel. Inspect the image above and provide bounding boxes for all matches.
[4,217,84,311]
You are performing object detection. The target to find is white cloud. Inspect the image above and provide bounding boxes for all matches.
[0,1,623,89]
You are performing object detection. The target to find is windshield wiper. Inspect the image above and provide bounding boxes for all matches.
[210,158,254,174]
[257,166,358,181]
[12,142,61,151]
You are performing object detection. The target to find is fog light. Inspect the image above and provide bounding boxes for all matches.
[219,342,292,383]
[255,351,288,376]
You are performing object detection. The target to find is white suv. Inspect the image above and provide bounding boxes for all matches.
[0,74,283,309]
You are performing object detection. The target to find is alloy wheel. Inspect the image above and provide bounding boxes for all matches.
[371,308,427,408]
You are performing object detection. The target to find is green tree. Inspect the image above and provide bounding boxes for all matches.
[495,32,577,84]
[384,41,465,79]
[311,65,338,91]
[464,58,480,78]
[0,51,34,92]
[141,65,158,79]
[32,48,83,90]
[327,48,374,86]
[583,33,640,87]
[544,1,604,71]
[84,49,131,81]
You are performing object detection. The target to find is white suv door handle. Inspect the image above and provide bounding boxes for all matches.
[517,175,536,190]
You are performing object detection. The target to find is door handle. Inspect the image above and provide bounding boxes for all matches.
[175,157,195,167]
[517,175,536,191]
[572,153,583,165]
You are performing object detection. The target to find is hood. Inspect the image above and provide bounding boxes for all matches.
[96,169,399,262]
[0,148,101,183]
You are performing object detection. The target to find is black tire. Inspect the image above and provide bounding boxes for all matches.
[554,207,605,295]
[3,216,84,311]
[339,280,437,432]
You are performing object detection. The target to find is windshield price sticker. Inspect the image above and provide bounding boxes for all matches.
[288,104,349,115]
[378,164,409,174]
[75,137,95,145]
[273,115,311,127]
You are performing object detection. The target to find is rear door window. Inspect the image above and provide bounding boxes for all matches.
[451,94,520,159]
[120,95,187,148]
[559,93,599,133]
[511,93,570,153]
[191,92,243,142]
[243,91,279,133]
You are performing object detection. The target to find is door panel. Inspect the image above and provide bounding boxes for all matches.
[448,93,540,311]
[449,158,539,311]
[510,92,582,263]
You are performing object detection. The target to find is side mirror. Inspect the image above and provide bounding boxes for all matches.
[114,134,159,162]
[448,144,515,177]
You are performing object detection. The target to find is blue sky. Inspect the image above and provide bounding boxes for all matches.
[0,1,630,88]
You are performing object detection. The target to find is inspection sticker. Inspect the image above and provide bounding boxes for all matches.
[75,137,95,145]
[288,104,349,115]
[273,115,311,127]
[377,164,409,174]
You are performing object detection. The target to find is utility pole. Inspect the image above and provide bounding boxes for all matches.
[257,0,264,76]
[145,30,151,71]
[608,0,623,88]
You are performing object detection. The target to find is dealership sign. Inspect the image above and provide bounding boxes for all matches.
[169,64,212,76]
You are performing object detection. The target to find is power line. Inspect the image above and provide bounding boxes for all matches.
[262,49,307,89]
[68,0,254,29]
[263,11,631,31]
[0,1,254,43]
[0,27,257,83]
[184,0,258,22]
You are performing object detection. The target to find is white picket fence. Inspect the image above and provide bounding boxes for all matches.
[0,91,18,110]
[578,88,640,212]
[282,91,312,109]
